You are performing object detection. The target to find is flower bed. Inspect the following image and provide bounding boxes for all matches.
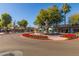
[22,33,49,40]
[62,33,77,40]
[22,34,32,37]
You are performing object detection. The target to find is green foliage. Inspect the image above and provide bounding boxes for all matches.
[18,19,28,27]
[0,20,3,28]
[1,13,12,27]
[7,22,13,29]
[48,5,64,25]
[34,5,64,27]
[62,3,71,14]
[34,9,49,26]
[69,14,79,24]
[34,5,64,33]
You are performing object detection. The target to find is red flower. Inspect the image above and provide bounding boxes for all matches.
[63,33,76,39]
[22,33,48,40]
[22,34,32,37]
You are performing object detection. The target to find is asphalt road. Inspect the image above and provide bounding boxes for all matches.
[0,33,79,56]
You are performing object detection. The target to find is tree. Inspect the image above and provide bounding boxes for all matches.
[34,15,45,27]
[69,14,79,25]
[0,19,3,29]
[7,22,13,29]
[34,5,64,34]
[34,9,50,34]
[62,3,71,32]
[48,5,64,31]
[1,13,12,32]
[18,19,28,30]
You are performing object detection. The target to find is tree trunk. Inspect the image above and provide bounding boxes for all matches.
[13,25,15,33]
[4,26,9,34]
[44,20,49,34]
[56,23,58,32]
[24,26,26,32]
[64,13,66,33]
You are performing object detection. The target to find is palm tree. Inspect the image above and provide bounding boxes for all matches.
[62,3,71,32]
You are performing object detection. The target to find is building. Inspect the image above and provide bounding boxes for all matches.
[57,24,79,33]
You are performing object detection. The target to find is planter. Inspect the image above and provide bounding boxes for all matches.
[22,33,49,40]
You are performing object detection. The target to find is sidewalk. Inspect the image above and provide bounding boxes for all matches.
[48,35,67,40]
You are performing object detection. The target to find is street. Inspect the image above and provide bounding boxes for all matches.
[0,33,79,56]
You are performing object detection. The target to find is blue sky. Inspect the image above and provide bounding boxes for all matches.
[0,3,78,27]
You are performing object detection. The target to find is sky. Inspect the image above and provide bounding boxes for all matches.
[0,3,78,27]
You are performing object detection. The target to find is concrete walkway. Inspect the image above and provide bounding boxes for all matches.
[48,35,67,40]
[33,33,67,40]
